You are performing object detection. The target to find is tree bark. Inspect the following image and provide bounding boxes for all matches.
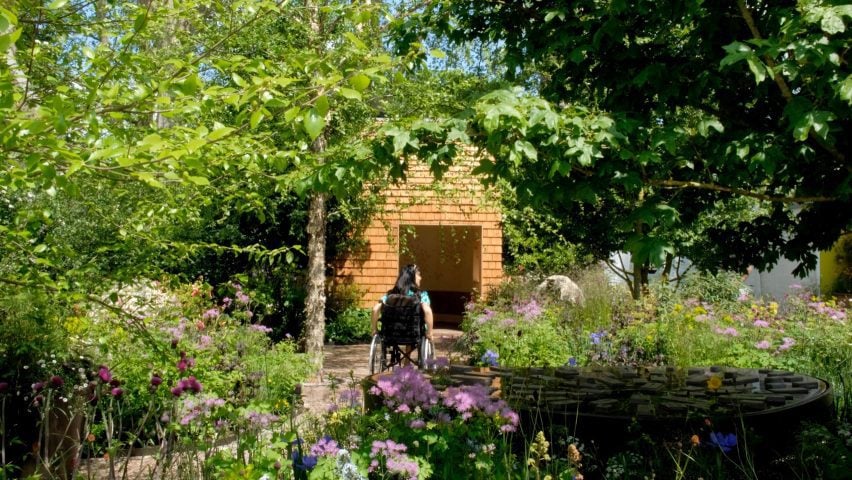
[302,0,327,367]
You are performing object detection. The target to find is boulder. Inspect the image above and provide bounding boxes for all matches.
[535,275,585,305]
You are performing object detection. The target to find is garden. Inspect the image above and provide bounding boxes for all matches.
[2,0,851,479]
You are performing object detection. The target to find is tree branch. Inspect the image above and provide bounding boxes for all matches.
[647,178,836,203]
[736,0,846,166]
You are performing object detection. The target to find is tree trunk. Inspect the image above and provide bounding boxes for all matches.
[660,253,674,284]
[631,256,642,300]
[303,0,327,367]
[304,149,327,366]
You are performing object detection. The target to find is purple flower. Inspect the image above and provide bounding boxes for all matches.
[339,388,361,408]
[32,381,45,392]
[368,365,439,409]
[567,357,577,367]
[98,366,112,383]
[221,297,232,307]
[0,382,8,393]
[476,309,495,324]
[590,330,606,345]
[755,340,771,350]
[708,432,737,453]
[409,419,426,429]
[714,327,740,337]
[753,320,770,328]
[426,356,450,369]
[150,375,163,387]
[50,375,64,388]
[111,387,124,398]
[201,308,220,320]
[513,299,543,319]
[309,436,340,457]
[236,291,250,305]
[778,337,796,351]
[249,324,273,334]
[170,386,183,397]
[244,410,279,427]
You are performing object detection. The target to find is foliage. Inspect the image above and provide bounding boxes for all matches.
[0,278,315,478]
[463,269,852,421]
[383,0,852,290]
[832,235,852,294]
[325,307,372,345]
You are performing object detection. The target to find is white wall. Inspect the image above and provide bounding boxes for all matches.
[606,252,821,299]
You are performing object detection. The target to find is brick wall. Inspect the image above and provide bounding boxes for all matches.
[333,152,504,308]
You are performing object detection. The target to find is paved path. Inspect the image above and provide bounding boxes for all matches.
[300,328,463,413]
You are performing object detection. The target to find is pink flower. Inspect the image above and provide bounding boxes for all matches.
[753,320,770,328]
[98,366,112,383]
[755,340,771,350]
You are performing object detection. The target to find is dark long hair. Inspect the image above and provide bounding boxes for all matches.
[389,264,421,296]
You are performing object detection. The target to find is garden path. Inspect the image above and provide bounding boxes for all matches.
[299,328,463,414]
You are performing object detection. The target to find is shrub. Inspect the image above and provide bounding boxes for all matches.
[325,307,372,344]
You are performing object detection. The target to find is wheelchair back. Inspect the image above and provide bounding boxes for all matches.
[379,294,423,344]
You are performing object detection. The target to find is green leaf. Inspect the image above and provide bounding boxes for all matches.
[315,95,329,116]
[343,31,367,50]
[745,56,767,84]
[250,109,264,129]
[338,87,362,100]
[839,75,852,104]
[821,9,845,34]
[46,0,69,9]
[429,48,446,59]
[698,118,724,137]
[720,41,753,67]
[186,175,210,186]
[349,73,370,92]
[0,28,22,53]
[515,140,538,161]
[133,12,148,32]
[135,172,165,189]
[208,126,235,141]
[0,11,9,32]
[284,106,300,123]
[303,108,325,141]
[232,72,247,87]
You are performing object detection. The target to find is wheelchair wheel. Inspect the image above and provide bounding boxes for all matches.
[418,337,435,369]
[369,335,383,375]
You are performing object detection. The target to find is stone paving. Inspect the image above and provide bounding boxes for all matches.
[299,328,463,413]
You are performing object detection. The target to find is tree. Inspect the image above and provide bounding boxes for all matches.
[380,0,851,297]
[0,1,404,364]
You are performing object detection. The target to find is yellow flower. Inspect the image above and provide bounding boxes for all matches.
[707,375,722,391]
[673,304,683,313]
[690,434,700,446]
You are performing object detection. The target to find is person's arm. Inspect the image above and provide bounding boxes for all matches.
[421,303,434,340]
[371,302,382,336]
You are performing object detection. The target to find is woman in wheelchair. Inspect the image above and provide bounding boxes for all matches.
[369,264,434,372]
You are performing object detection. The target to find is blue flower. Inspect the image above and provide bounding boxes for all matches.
[567,357,577,367]
[480,350,499,367]
[589,331,605,345]
[291,450,318,471]
[708,431,737,453]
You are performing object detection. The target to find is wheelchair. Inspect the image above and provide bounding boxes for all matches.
[369,294,434,374]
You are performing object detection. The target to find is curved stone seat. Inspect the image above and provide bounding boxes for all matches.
[364,364,833,441]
